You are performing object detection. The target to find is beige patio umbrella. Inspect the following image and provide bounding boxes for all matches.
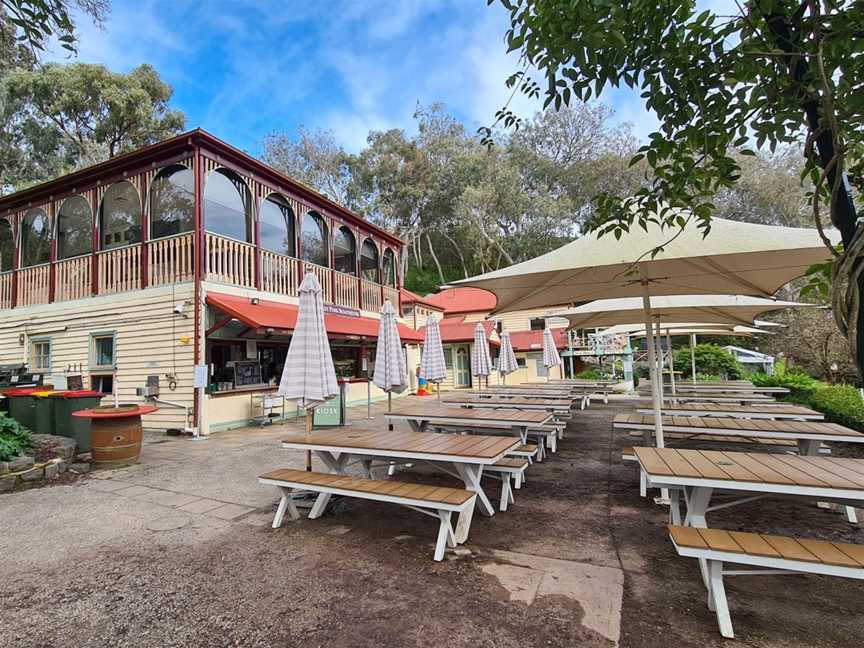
[497,330,519,384]
[419,315,447,401]
[374,300,408,429]
[278,273,339,471]
[451,215,833,449]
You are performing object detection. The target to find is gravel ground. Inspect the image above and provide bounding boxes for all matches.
[1,397,864,647]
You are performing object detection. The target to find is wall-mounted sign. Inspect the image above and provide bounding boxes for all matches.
[323,304,361,318]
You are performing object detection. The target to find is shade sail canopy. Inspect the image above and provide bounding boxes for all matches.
[498,330,518,376]
[373,300,408,393]
[277,273,338,409]
[561,295,814,329]
[206,292,424,342]
[450,217,834,313]
[419,316,447,383]
[598,322,772,338]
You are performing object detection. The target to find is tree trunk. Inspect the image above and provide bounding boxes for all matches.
[440,231,469,278]
[426,234,446,285]
[765,10,863,379]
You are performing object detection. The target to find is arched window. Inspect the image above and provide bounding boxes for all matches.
[333,226,356,275]
[150,164,194,239]
[99,181,142,250]
[301,212,328,267]
[20,208,52,267]
[259,193,295,256]
[360,238,379,283]
[57,196,92,259]
[383,248,397,287]
[204,169,253,243]
[0,219,14,272]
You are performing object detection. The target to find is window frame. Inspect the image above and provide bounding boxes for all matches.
[360,237,380,283]
[30,338,52,372]
[258,192,296,256]
[149,164,195,240]
[529,318,546,331]
[203,168,254,244]
[300,211,329,267]
[56,195,93,260]
[90,332,117,371]
[20,207,53,268]
[333,225,357,275]
[99,181,143,251]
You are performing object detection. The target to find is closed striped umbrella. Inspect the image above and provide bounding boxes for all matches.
[498,330,518,383]
[542,327,563,381]
[278,272,338,469]
[373,299,408,403]
[472,322,492,388]
[420,315,446,400]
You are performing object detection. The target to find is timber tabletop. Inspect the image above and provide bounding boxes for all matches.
[281,428,519,460]
[634,447,864,491]
[448,392,573,404]
[442,394,571,408]
[385,403,552,424]
[614,413,862,438]
[636,403,823,419]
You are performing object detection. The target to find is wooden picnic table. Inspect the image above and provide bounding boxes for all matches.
[633,447,864,527]
[615,413,863,456]
[636,403,823,421]
[486,384,575,395]
[385,404,553,443]
[638,392,777,405]
[442,393,573,414]
[282,428,520,543]
[459,390,575,402]
[674,384,790,394]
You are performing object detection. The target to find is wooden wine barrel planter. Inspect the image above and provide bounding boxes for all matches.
[73,404,158,466]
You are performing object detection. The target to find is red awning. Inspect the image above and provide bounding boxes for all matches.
[206,292,424,342]
[508,328,568,352]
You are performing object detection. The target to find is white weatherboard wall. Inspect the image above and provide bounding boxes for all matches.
[0,283,196,431]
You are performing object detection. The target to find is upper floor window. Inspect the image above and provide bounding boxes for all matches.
[150,164,194,239]
[31,338,51,371]
[20,208,52,267]
[92,333,116,369]
[383,247,397,287]
[333,226,356,275]
[259,193,295,256]
[0,219,14,272]
[530,318,546,331]
[99,181,142,250]
[57,195,92,259]
[204,168,253,243]
[360,238,379,283]
[301,211,328,267]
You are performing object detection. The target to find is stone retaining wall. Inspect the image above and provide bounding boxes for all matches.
[0,434,90,493]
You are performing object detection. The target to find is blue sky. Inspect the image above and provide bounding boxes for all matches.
[56,0,718,156]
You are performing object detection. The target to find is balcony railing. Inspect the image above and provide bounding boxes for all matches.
[3,231,400,314]
[149,233,194,287]
[55,256,91,302]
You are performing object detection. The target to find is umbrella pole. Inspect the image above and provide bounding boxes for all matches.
[388,392,393,431]
[305,408,313,471]
[654,319,665,403]
[437,382,440,402]
[690,333,697,384]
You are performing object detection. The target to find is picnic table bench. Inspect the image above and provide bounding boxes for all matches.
[280,428,520,543]
[669,525,864,638]
[674,384,790,394]
[385,405,553,443]
[636,402,823,420]
[636,392,777,405]
[614,413,864,456]
[634,447,863,526]
[259,468,475,561]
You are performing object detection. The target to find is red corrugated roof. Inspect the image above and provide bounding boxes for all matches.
[400,288,444,310]
[423,287,497,314]
[508,328,568,352]
[421,317,499,346]
[206,292,424,342]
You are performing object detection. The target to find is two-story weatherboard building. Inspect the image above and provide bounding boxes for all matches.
[0,129,422,434]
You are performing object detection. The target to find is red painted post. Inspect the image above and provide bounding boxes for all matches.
[48,206,56,303]
[90,190,99,296]
[253,195,261,290]
[140,178,149,290]
[192,147,204,428]
[10,215,18,308]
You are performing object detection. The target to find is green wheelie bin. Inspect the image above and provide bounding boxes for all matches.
[34,390,60,434]
[5,387,45,431]
[51,390,104,452]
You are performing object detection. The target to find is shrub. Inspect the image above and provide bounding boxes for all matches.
[0,413,33,462]
[752,359,823,401]
[575,368,601,379]
[673,344,742,379]
[809,385,864,431]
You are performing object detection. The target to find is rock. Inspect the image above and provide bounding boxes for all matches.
[30,434,77,462]
[69,462,91,474]
[9,455,34,472]
[44,462,59,480]
[20,466,44,482]
[56,459,68,473]
[0,462,9,475]
[76,452,92,463]
[0,475,15,493]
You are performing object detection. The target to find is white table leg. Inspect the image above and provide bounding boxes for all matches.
[272,486,300,527]
[309,451,348,519]
[453,463,493,543]
[708,560,734,638]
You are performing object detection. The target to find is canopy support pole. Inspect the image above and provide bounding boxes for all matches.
[666,328,677,396]
[640,279,665,449]
[690,333,697,384]
[654,319,665,402]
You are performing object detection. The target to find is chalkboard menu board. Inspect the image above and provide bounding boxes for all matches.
[233,360,263,387]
